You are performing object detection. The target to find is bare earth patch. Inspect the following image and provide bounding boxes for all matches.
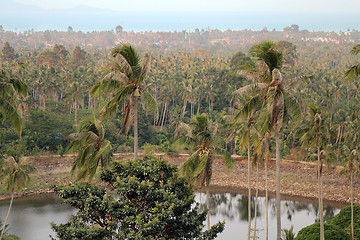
[0,153,358,207]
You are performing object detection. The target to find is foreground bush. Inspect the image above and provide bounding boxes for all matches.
[294,222,351,240]
[51,156,224,239]
[326,205,360,239]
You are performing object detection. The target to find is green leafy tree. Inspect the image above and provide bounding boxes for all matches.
[68,117,112,180]
[295,223,351,240]
[51,156,224,239]
[177,113,234,230]
[91,43,156,160]
[0,150,35,240]
[327,205,360,239]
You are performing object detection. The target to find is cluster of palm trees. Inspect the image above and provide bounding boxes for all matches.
[232,42,360,240]
[1,39,359,240]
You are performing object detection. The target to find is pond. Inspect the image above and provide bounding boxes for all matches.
[0,192,343,240]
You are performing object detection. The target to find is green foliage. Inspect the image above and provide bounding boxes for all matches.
[327,205,360,239]
[178,114,234,187]
[282,225,296,240]
[68,117,113,180]
[294,222,350,240]
[0,219,20,240]
[22,109,73,154]
[0,147,36,193]
[51,156,224,239]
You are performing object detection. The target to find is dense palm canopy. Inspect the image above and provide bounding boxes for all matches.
[0,69,27,135]
[68,117,112,180]
[91,43,156,160]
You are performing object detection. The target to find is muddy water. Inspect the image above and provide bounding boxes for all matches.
[0,193,341,240]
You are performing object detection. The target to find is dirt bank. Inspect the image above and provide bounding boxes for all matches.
[0,153,358,207]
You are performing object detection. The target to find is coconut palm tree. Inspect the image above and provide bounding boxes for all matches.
[342,146,359,240]
[68,117,112,180]
[233,95,261,240]
[0,150,35,240]
[297,104,327,240]
[235,41,300,239]
[91,44,156,160]
[177,113,234,230]
[0,69,27,135]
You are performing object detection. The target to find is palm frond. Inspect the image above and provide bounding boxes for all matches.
[233,83,268,96]
[0,98,22,134]
[351,44,360,55]
[215,147,234,170]
[140,91,157,113]
[345,65,360,79]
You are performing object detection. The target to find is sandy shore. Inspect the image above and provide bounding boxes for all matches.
[0,153,358,208]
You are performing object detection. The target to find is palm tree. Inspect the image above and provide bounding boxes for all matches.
[0,69,27,135]
[281,226,295,240]
[235,41,300,239]
[91,44,156,160]
[68,117,112,180]
[342,146,359,240]
[298,104,327,240]
[233,95,260,240]
[177,114,234,230]
[0,150,35,240]
[345,44,360,79]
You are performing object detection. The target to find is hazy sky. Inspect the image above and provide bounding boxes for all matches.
[12,0,360,13]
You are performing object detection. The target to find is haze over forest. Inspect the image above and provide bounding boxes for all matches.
[1,0,360,32]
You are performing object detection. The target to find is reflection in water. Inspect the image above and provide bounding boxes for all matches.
[0,193,340,240]
[0,194,76,240]
[195,193,340,240]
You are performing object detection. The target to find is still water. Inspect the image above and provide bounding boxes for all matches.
[0,193,341,240]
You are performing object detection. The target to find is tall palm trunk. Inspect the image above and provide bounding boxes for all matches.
[134,96,138,160]
[275,130,281,240]
[0,190,14,240]
[265,158,269,240]
[351,171,354,240]
[247,126,251,240]
[206,184,210,231]
[253,162,259,240]
[317,141,324,240]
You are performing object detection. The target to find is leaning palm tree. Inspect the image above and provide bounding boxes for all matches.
[297,104,327,240]
[0,69,27,135]
[68,117,112,180]
[0,150,35,240]
[177,114,234,230]
[235,41,300,239]
[91,44,156,160]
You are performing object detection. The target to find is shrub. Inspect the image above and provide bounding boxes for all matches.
[294,222,350,240]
